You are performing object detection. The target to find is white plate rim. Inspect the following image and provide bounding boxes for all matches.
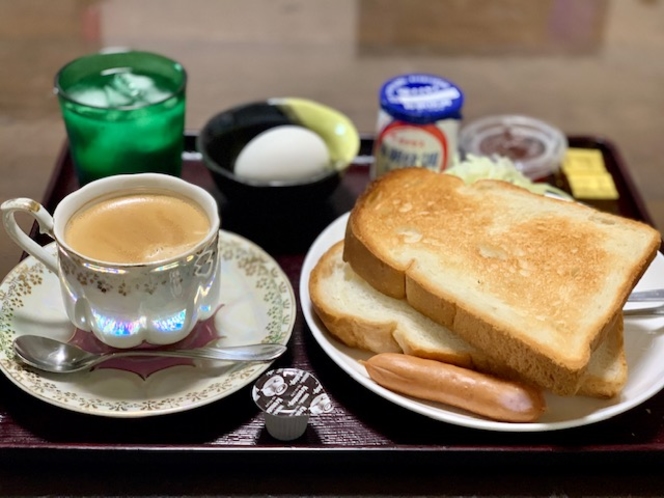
[299,211,664,432]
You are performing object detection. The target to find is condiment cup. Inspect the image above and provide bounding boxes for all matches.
[197,98,360,207]
[1,173,221,349]
[459,114,567,181]
[252,368,333,440]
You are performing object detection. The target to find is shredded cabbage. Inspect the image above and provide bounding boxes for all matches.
[445,154,571,199]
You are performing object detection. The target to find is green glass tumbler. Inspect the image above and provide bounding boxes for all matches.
[55,49,187,185]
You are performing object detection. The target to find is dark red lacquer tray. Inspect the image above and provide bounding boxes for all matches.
[2,133,663,471]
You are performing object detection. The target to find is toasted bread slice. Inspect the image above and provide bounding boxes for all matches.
[310,241,627,398]
[343,168,658,395]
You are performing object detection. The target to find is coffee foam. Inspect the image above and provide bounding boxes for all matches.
[64,190,211,264]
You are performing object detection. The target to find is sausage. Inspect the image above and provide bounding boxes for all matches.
[364,353,546,423]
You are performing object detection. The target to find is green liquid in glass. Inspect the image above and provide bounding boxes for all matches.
[56,52,186,185]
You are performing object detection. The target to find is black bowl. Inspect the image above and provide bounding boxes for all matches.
[197,98,360,208]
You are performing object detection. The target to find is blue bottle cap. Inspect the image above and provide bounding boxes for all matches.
[379,73,464,124]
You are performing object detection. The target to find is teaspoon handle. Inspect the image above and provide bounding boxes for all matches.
[105,344,287,363]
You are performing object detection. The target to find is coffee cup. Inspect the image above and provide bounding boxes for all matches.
[1,173,221,349]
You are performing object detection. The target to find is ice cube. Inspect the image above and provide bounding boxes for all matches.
[117,73,154,92]
[107,72,170,106]
[141,87,172,105]
[103,82,135,107]
[68,87,110,108]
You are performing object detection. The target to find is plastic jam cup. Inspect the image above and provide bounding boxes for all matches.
[459,114,567,181]
[54,49,187,185]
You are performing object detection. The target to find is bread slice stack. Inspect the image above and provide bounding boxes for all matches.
[310,241,626,398]
[310,167,661,397]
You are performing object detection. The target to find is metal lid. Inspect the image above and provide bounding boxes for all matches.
[379,73,464,124]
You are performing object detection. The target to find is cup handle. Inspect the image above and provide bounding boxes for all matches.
[1,198,59,274]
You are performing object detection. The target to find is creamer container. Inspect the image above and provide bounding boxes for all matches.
[252,368,333,441]
[372,73,464,179]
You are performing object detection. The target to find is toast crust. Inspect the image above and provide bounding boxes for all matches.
[576,315,627,398]
[343,168,659,395]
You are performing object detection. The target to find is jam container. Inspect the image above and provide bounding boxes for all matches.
[458,114,567,181]
[372,73,464,179]
[252,368,333,441]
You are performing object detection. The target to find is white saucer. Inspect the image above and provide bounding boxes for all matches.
[0,230,295,418]
[300,212,664,432]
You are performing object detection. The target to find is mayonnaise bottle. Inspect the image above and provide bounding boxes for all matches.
[372,73,464,179]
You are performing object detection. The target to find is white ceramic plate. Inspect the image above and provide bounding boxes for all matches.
[300,212,664,432]
[0,231,295,418]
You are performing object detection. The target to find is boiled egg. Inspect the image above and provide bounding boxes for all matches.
[233,125,331,182]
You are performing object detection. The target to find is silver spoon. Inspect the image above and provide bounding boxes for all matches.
[12,335,287,374]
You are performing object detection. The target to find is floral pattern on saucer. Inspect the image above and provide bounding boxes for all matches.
[0,231,295,418]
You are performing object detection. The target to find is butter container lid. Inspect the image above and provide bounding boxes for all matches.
[379,73,464,124]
